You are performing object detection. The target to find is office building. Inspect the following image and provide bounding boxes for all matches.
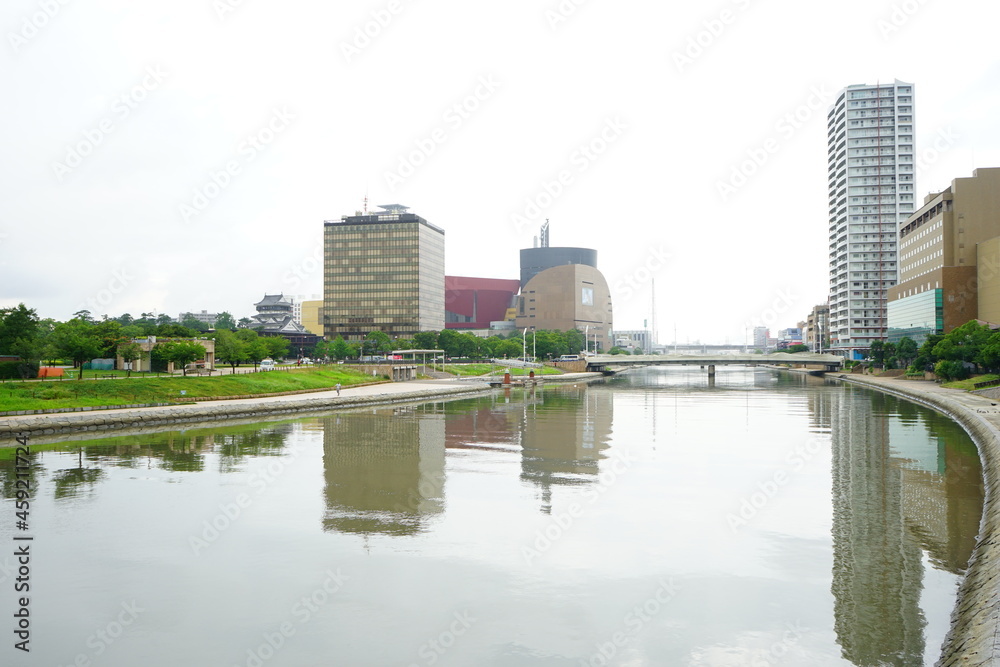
[888,168,1000,343]
[323,204,445,341]
[445,276,520,329]
[805,304,830,352]
[828,80,916,358]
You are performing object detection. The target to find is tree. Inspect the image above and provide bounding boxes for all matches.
[157,341,207,375]
[237,317,253,328]
[92,320,128,359]
[785,344,809,353]
[262,336,289,361]
[365,331,392,355]
[437,329,463,357]
[0,304,39,351]
[117,342,144,377]
[214,330,247,371]
[896,337,918,368]
[214,311,237,331]
[244,339,269,369]
[413,331,439,350]
[53,320,103,380]
[868,340,885,367]
[330,336,352,361]
[180,313,210,333]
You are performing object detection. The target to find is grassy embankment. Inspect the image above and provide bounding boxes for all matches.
[434,363,563,377]
[941,374,1000,391]
[0,367,380,412]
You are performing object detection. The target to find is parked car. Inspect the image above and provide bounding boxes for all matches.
[260,358,275,371]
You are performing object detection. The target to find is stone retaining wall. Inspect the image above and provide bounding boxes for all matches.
[0,384,492,443]
[839,375,1000,666]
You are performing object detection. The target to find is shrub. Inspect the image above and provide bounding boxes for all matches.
[934,359,970,381]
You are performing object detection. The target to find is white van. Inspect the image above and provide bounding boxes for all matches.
[260,358,275,371]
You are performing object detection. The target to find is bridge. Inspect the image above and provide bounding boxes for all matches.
[584,352,844,376]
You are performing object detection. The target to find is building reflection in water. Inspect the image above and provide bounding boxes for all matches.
[828,385,983,666]
[320,386,615,535]
[518,386,612,513]
[321,408,446,537]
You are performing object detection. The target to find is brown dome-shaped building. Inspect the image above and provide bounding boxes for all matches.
[514,263,613,352]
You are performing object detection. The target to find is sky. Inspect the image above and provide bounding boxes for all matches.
[3,0,1000,345]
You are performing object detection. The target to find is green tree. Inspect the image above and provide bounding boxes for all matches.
[117,341,144,377]
[437,329,463,357]
[53,319,103,380]
[868,340,885,366]
[214,330,247,371]
[330,336,352,361]
[262,336,290,361]
[180,313,210,333]
[365,331,392,355]
[157,341,206,375]
[896,337,918,368]
[245,339,269,369]
[413,331,439,350]
[0,304,40,353]
[214,311,237,331]
[785,344,809,353]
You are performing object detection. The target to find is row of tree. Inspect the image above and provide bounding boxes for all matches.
[0,305,288,379]
[0,303,599,378]
[312,328,592,361]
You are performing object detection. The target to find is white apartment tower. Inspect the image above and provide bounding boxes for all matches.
[827,80,916,357]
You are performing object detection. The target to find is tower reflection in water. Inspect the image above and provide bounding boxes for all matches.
[829,386,983,666]
[320,386,613,536]
[321,408,446,536]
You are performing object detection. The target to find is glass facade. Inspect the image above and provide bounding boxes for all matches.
[323,215,445,341]
[887,290,942,345]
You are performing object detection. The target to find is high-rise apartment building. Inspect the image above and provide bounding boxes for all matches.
[828,80,916,358]
[323,204,445,341]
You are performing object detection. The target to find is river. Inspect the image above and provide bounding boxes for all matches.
[0,367,983,666]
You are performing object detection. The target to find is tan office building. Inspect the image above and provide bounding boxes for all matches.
[888,168,1000,343]
[323,205,445,341]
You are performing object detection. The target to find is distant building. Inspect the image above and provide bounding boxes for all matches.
[613,330,652,353]
[752,326,769,352]
[323,204,445,341]
[888,168,1000,344]
[178,310,218,326]
[300,300,323,336]
[445,276,520,330]
[249,294,320,354]
[828,80,916,357]
[805,304,830,352]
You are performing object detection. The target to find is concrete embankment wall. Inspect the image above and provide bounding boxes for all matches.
[838,375,1000,666]
[0,384,492,445]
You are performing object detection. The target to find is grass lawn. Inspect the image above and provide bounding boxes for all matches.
[0,367,379,412]
[941,373,1000,390]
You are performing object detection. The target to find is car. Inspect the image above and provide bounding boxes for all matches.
[260,358,276,371]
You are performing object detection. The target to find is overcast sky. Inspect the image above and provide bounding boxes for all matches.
[2,0,999,344]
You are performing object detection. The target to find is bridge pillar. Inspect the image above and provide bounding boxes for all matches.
[707,364,716,378]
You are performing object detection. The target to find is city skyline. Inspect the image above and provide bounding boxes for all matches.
[3,1,1000,344]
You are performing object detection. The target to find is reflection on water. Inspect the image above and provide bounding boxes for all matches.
[322,408,446,536]
[830,388,982,666]
[0,368,985,666]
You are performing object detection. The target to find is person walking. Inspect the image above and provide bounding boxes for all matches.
[335,383,341,396]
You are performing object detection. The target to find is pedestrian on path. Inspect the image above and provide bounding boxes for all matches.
[336,383,341,396]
